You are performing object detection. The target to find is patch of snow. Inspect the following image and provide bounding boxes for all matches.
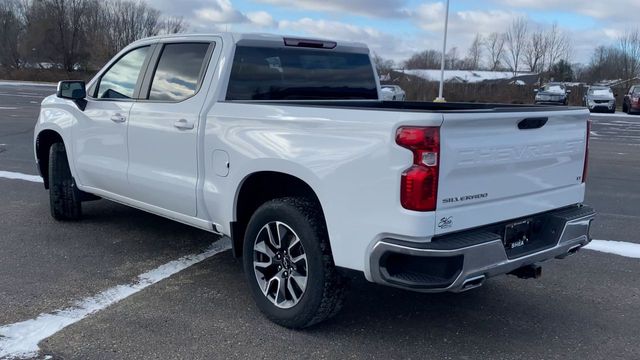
[584,239,640,259]
[0,238,231,359]
[0,171,43,183]
[590,113,640,119]
[397,69,535,84]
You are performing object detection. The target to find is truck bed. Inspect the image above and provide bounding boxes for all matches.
[229,100,585,113]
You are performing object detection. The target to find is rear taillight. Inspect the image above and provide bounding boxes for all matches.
[582,120,591,183]
[396,126,440,211]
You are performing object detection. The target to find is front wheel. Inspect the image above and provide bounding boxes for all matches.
[49,142,82,220]
[243,197,345,328]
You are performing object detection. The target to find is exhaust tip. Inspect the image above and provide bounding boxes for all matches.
[461,275,485,291]
[556,244,583,259]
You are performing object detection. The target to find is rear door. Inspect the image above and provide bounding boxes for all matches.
[435,109,589,234]
[126,41,215,216]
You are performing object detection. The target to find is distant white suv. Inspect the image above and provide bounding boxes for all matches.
[35,33,594,328]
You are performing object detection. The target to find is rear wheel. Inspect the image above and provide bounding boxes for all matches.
[49,142,82,220]
[243,197,345,328]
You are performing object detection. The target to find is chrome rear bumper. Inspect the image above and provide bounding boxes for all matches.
[369,205,595,292]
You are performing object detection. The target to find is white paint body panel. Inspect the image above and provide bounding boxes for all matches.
[34,32,590,280]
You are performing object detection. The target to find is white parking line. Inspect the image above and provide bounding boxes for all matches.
[0,81,56,87]
[0,171,43,183]
[0,238,231,359]
[0,92,46,99]
[584,239,640,259]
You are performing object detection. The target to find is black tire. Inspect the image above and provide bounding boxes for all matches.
[623,103,628,113]
[49,142,82,220]
[243,197,345,328]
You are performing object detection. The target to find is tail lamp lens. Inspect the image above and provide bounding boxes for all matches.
[396,127,440,211]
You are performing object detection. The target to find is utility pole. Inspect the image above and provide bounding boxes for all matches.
[435,0,450,102]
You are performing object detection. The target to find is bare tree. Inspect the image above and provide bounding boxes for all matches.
[104,0,161,56]
[523,29,546,73]
[45,0,92,72]
[160,16,188,34]
[372,52,395,75]
[446,47,459,69]
[484,32,505,71]
[403,49,442,69]
[463,33,482,70]
[544,23,570,72]
[0,0,25,69]
[617,29,640,80]
[503,17,528,75]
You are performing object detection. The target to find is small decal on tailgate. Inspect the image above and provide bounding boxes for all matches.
[438,216,453,229]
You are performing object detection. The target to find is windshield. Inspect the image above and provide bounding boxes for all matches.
[588,88,612,96]
[542,84,565,93]
[226,46,377,100]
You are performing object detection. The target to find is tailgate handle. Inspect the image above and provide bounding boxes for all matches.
[518,117,548,130]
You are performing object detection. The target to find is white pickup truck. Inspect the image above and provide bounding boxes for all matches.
[34,33,595,328]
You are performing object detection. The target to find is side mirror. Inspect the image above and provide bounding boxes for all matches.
[57,80,87,110]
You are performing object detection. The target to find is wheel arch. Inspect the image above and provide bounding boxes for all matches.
[231,171,327,258]
[35,129,65,189]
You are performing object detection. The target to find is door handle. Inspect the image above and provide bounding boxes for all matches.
[110,113,126,123]
[174,118,194,130]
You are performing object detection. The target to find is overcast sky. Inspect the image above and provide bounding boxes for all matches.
[150,0,640,65]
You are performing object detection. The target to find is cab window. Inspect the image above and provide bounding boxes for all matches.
[147,43,211,102]
[96,46,150,99]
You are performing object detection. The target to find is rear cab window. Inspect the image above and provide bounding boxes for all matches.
[147,42,212,102]
[226,45,377,100]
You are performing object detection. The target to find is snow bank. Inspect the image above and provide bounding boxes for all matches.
[397,69,535,84]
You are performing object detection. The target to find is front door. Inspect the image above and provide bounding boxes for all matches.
[74,46,152,196]
[127,42,213,217]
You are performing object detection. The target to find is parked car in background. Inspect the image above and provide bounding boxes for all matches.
[534,83,570,105]
[622,85,640,114]
[381,85,406,101]
[584,85,616,113]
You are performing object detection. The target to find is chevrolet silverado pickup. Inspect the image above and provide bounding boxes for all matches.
[34,33,595,328]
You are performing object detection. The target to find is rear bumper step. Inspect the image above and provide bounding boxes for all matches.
[369,205,595,292]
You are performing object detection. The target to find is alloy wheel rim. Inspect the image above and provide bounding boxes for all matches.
[253,221,308,309]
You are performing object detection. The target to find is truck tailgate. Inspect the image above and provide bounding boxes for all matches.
[435,109,589,234]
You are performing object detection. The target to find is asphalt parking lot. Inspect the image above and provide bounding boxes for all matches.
[1,82,639,360]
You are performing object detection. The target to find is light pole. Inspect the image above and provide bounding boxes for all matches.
[435,0,450,102]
